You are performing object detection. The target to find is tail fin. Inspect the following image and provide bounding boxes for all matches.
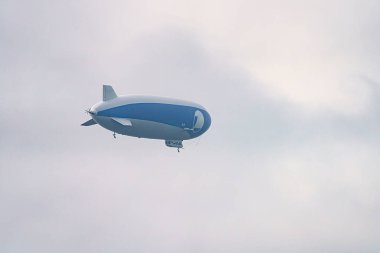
[81,119,97,126]
[103,84,117,101]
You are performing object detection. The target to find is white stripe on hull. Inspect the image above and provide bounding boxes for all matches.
[92,95,206,113]
[92,116,192,140]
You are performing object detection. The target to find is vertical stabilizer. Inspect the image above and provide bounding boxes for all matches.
[103,85,117,101]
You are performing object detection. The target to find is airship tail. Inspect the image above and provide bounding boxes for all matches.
[103,84,118,101]
[81,119,97,126]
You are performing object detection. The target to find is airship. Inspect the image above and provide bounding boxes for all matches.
[81,85,211,151]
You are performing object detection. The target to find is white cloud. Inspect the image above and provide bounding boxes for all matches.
[1,0,379,252]
[102,0,380,115]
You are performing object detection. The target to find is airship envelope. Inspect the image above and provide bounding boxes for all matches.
[82,85,211,151]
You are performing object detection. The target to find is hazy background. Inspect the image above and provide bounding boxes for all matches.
[1,0,379,252]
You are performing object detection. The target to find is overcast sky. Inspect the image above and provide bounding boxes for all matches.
[1,0,380,252]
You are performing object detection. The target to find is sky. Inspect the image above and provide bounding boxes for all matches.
[1,0,380,252]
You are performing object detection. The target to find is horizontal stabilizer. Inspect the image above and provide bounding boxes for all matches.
[81,119,97,126]
[112,118,132,126]
[103,85,117,101]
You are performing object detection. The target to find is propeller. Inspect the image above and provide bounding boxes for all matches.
[84,108,95,115]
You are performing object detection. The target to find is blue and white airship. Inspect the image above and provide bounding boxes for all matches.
[81,85,211,151]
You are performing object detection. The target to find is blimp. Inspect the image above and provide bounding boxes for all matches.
[81,85,211,151]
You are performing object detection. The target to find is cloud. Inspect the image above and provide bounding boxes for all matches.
[0,1,379,253]
[110,0,380,115]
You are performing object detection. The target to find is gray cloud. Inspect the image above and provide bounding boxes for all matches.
[1,1,380,253]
